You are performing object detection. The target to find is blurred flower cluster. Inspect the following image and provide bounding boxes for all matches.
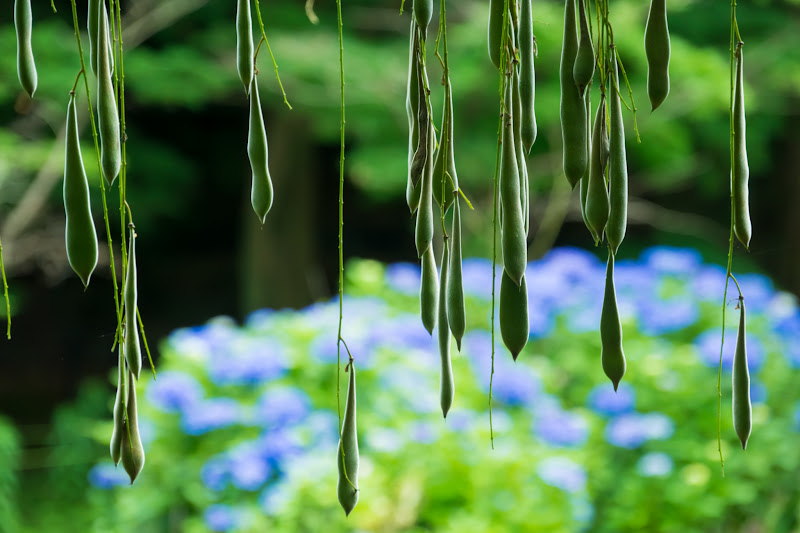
[64,246,800,532]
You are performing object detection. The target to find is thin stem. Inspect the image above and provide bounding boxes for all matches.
[253,0,292,109]
[612,47,641,143]
[137,307,156,380]
[0,235,10,339]
[335,0,347,433]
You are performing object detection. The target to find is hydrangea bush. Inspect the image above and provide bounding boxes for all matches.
[38,247,800,532]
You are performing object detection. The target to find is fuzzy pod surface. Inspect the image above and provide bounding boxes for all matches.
[406,23,421,213]
[432,81,458,211]
[121,370,145,483]
[124,230,142,379]
[414,0,433,35]
[420,243,439,335]
[644,0,670,111]
[500,81,527,286]
[337,363,360,516]
[64,93,98,288]
[733,45,751,249]
[499,269,529,359]
[585,94,609,244]
[109,354,126,466]
[732,298,752,449]
[97,5,121,184]
[248,77,274,223]
[15,0,37,98]
[487,0,504,69]
[600,251,626,389]
[519,0,537,153]
[573,0,595,95]
[607,52,629,255]
[236,0,254,94]
[415,122,435,258]
[438,240,454,418]
[447,198,466,350]
[559,0,587,189]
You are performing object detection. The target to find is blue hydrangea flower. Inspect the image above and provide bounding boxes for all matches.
[534,406,589,447]
[200,457,230,491]
[636,452,674,477]
[252,386,311,429]
[465,333,540,406]
[637,297,699,335]
[641,246,702,275]
[409,421,440,444]
[146,371,203,414]
[260,479,292,516]
[587,382,635,416]
[690,264,727,303]
[605,412,674,449]
[385,262,421,295]
[380,363,439,414]
[243,308,277,331]
[88,463,130,489]
[309,323,376,368]
[373,313,434,353]
[208,337,287,386]
[366,427,406,453]
[228,442,272,491]
[203,504,245,532]
[537,456,587,493]
[168,319,240,363]
[297,411,339,448]
[181,398,243,435]
[445,409,477,432]
[460,258,497,300]
[751,380,768,404]
[694,328,765,372]
[736,273,775,313]
[257,428,305,466]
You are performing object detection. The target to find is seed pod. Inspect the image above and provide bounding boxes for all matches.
[109,354,126,466]
[512,68,529,236]
[64,93,99,288]
[500,80,527,287]
[337,362,359,516]
[499,269,529,360]
[236,0,254,94]
[14,0,37,98]
[585,94,609,245]
[644,0,670,111]
[121,369,145,483]
[573,0,595,96]
[415,121,435,258]
[733,44,751,249]
[487,0,504,69]
[519,0,537,153]
[579,89,597,242]
[97,5,121,185]
[408,56,430,215]
[124,228,142,380]
[559,0,587,189]
[248,77,274,223]
[414,0,433,35]
[406,23,421,213]
[447,198,466,350]
[600,251,626,390]
[732,297,751,450]
[432,81,458,212]
[420,244,438,335]
[607,51,629,255]
[438,239,454,418]
[88,0,100,75]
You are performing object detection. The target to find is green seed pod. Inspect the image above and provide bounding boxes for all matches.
[408,57,430,215]
[420,244,438,335]
[559,0,587,189]
[248,77,274,224]
[513,69,529,236]
[579,89,597,242]
[607,52,629,255]
[406,23,421,213]
[447,198,466,351]
[600,251,626,390]
[519,0,537,154]
[64,93,99,288]
[733,44,751,250]
[438,239,454,418]
[433,81,458,211]
[487,0,504,69]
[97,5,121,185]
[124,229,142,380]
[572,0,595,96]
[337,362,359,516]
[236,0,254,94]
[732,298,751,450]
[644,0,670,111]
[414,0,433,35]
[121,369,145,484]
[109,354,126,466]
[500,80,527,287]
[88,0,100,75]
[499,269,529,360]
[14,0,37,98]
[415,121,435,258]
[585,94,609,245]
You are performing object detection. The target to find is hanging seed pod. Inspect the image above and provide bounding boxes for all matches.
[97,5,121,185]
[432,81,458,212]
[248,77,274,223]
[420,244,438,335]
[64,92,99,288]
[409,56,430,215]
[500,269,529,359]
[732,297,751,449]
[733,44,751,249]
[512,68,529,236]
[414,0,433,36]
[438,239,454,418]
[519,0,537,153]
[14,0,37,98]
[573,0,595,96]
[124,228,142,380]
[121,369,145,483]
[579,89,596,241]
[559,0,587,189]
[109,352,126,466]
[600,251,626,390]
[406,23,421,213]
[644,0,670,111]
[607,50,629,255]
[500,81,527,287]
[236,0,254,94]
[415,121,435,258]
[447,197,466,350]
[88,0,100,75]
[487,0,504,69]
[337,362,359,516]
[585,94,609,244]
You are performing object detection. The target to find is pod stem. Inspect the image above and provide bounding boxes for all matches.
[253,0,292,109]
[68,0,123,352]
[0,235,9,339]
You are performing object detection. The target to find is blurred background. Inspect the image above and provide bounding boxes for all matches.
[0,0,799,531]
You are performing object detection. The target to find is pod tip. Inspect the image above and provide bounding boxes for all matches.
[455,338,462,352]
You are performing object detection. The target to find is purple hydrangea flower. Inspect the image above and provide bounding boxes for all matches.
[587,382,635,416]
[181,398,243,435]
[88,463,130,489]
[146,371,203,414]
[203,504,245,532]
[605,412,674,449]
[252,386,310,429]
[537,456,587,493]
[228,442,272,491]
[534,406,589,448]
